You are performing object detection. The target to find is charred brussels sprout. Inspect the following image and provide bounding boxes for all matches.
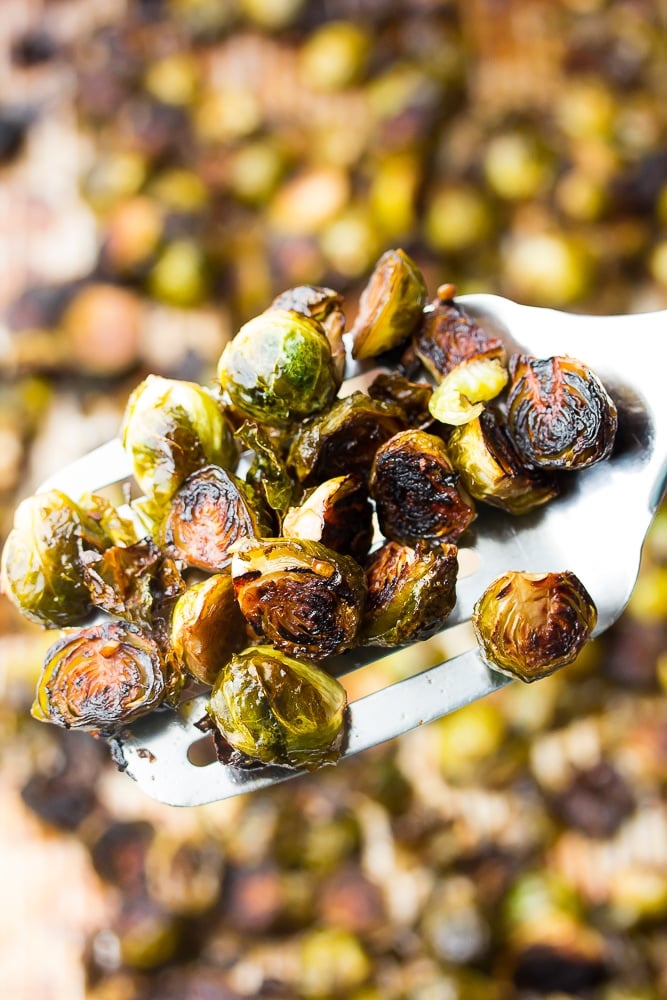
[145,829,225,917]
[171,574,247,686]
[368,371,434,429]
[121,374,238,504]
[32,621,168,731]
[412,284,506,380]
[162,464,272,572]
[217,308,340,427]
[362,541,458,646]
[1,489,111,627]
[81,538,170,627]
[208,645,347,770]
[370,429,476,545]
[349,248,428,360]
[472,570,598,681]
[506,354,618,470]
[288,391,406,486]
[428,357,508,426]
[283,475,374,562]
[270,285,346,382]
[231,537,367,659]
[447,407,560,515]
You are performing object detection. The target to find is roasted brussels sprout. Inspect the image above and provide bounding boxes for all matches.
[472,570,598,681]
[412,284,506,380]
[81,538,167,627]
[32,621,169,732]
[231,537,367,659]
[121,374,238,504]
[237,421,295,517]
[1,489,111,628]
[207,645,347,769]
[428,357,508,426]
[370,429,476,545]
[506,354,618,470]
[162,464,272,572]
[367,371,434,429]
[80,493,139,547]
[145,829,225,917]
[170,573,247,686]
[447,407,560,514]
[270,285,346,382]
[217,308,341,427]
[283,474,374,562]
[349,248,428,360]
[288,391,406,486]
[362,540,458,646]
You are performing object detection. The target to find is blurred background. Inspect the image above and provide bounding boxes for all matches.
[2,0,667,997]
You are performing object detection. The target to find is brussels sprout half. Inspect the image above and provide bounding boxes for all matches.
[367,371,434,430]
[447,407,560,515]
[217,308,341,427]
[1,489,111,628]
[121,374,238,504]
[370,429,476,545]
[282,474,374,562]
[287,390,406,487]
[32,620,169,732]
[81,537,166,627]
[171,573,247,686]
[362,540,458,646]
[162,464,273,572]
[208,645,347,770]
[349,248,427,360]
[231,537,367,659]
[472,570,598,681]
[506,354,618,470]
[413,284,506,380]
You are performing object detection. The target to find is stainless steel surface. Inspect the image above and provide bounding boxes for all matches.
[40,296,667,806]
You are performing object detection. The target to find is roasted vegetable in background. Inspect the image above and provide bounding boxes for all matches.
[506,354,618,470]
[362,540,458,646]
[270,284,346,382]
[145,829,225,917]
[217,308,341,427]
[120,374,238,505]
[370,429,476,545]
[162,464,271,572]
[288,390,406,486]
[207,645,348,769]
[32,621,169,731]
[0,489,111,627]
[428,357,508,426]
[472,570,598,681]
[349,248,428,360]
[447,407,560,515]
[283,474,374,562]
[231,537,367,659]
[412,284,506,380]
[171,574,247,686]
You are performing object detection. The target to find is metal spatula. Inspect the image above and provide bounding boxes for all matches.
[39,295,667,806]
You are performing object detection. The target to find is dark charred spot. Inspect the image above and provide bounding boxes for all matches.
[413,298,505,379]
